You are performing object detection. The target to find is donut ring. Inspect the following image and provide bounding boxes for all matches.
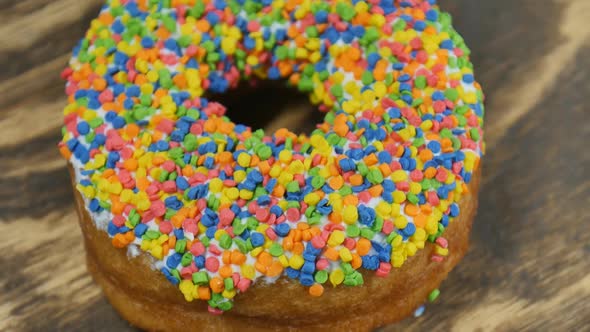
[59,0,484,328]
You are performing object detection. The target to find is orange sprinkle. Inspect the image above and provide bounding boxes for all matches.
[356,238,372,256]
[209,277,224,293]
[309,284,324,297]
[219,265,233,279]
[404,204,420,216]
[328,176,344,190]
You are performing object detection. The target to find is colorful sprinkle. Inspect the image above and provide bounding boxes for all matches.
[59,0,484,314]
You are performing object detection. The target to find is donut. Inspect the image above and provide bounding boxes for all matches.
[59,0,484,330]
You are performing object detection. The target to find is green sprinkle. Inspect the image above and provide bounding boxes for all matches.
[428,289,440,302]
[181,252,193,267]
[192,271,209,285]
[315,270,328,284]
[346,224,360,237]
[415,76,427,89]
[444,88,459,101]
[224,278,234,291]
[145,230,161,240]
[269,243,284,257]
[219,233,232,249]
[360,228,375,240]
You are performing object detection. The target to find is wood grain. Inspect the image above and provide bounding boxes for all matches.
[1,0,589,331]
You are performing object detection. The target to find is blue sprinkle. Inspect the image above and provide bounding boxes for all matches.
[166,253,182,269]
[250,232,265,247]
[286,267,300,278]
[274,223,290,237]
[77,121,90,135]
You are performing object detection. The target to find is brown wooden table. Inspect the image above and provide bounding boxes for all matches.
[1,0,589,331]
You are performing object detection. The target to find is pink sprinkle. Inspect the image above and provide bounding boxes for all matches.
[232,273,240,286]
[219,208,235,226]
[190,242,205,256]
[382,221,394,235]
[98,89,113,103]
[255,208,269,222]
[376,269,389,277]
[196,198,207,211]
[60,67,73,79]
[159,221,173,234]
[209,244,222,256]
[185,45,198,57]
[162,181,177,193]
[146,184,159,195]
[182,219,197,234]
[358,191,372,203]
[237,278,251,292]
[65,83,78,95]
[247,20,260,32]
[396,181,409,191]
[343,238,356,250]
[416,50,428,63]
[112,215,126,227]
[379,262,392,273]
[286,208,300,222]
[180,267,193,280]
[431,255,444,262]
[410,169,424,182]
[390,161,402,171]
[427,191,440,206]
[311,235,326,249]
[316,259,329,271]
[141,211,154,223]
[247,201,258,214]
[150,200,166,217]
[162,160,176,172]
[265,227,277,240]
[435,169,448,182]
[433,100,446,113]
[208,306,223,315]
[205,257,220,272]
[436,237,448,249]
[156,119,175,134]
[427,75,439,87]
[452,162,463,175]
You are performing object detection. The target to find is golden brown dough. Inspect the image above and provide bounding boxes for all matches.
[71,167,480,332]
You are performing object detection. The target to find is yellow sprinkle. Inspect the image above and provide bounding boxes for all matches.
[233,170,246,182]
[209,178,223,193]
[394,215,408,229]
[339,248,352,262]
[278,255,289,267]
[435,246,449,256]
[150,245,163,260]
[222,289,236,299]
[250,247,263,257]
[392,190,406,203]
[328,230,345,247]
[241,264,255,280]
[304,192,321,205]
[376,201,392,217]
[391,170,408,182]
[329,269,345,287]
[342,205,358,224]
[239,189,253,200]
[289,255,304,269]
[279,150,293,163]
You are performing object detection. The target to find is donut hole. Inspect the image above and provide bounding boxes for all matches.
[209,80,324,135]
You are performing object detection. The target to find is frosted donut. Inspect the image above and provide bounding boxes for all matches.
[59,0,484,330]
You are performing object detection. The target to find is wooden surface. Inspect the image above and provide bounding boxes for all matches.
[1,0,589,331]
